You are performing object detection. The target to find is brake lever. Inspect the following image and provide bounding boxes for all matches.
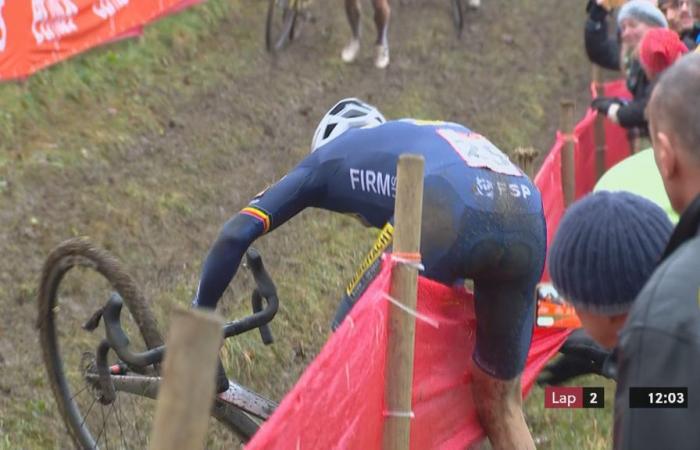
[103,293,165,367]
[246,248,277,345]
[252,289,274,345]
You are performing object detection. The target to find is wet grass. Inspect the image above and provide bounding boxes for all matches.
[0,0,611,448]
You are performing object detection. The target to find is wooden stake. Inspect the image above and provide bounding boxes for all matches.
[592,65,607,181]
[560,100,576,208]
[513,146,539,179]
[149,308,224,450]
[383,154,424,450]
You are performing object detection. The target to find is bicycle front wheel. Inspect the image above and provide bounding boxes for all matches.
[37,238,240,449]
[266,0,297,52]
[37,238,165,448]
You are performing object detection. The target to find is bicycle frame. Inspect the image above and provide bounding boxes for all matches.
[89,248,279,432]
[84,372,276,419]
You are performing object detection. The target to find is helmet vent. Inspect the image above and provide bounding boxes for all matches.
[330,102,349,115]
[342,109,364,118]
[323,123,337,139]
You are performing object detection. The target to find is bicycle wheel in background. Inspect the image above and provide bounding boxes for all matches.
[37,238,238,449]
[451,0,464,37]
[266,0,297,53]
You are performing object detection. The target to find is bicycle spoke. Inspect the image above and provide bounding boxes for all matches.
[79,396,99,430]
[115,398,127,450]
[95,404,107,449]
[128,394,147,445]
[69,383,90,402]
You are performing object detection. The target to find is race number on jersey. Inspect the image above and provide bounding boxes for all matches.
[437,128,522,177]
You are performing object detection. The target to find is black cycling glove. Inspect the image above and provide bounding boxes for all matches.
[538,328,616,386]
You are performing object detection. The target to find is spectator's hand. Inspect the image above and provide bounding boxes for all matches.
[537,329,615,385]
[586,0,609,21]
[538,352,605,385]
[591,96,624,123]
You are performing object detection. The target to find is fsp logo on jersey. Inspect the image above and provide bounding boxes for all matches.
[475,177,532,199]
[349,168,397,198]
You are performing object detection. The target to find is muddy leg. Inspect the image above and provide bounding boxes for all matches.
[345,0,361,39]
[372,0,390,47]
[371,0,391,68]
[341,0,362,63]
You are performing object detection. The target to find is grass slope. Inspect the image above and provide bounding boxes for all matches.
[0,0,610,448]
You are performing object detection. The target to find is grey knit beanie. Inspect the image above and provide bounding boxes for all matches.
[549,191,673,315]
[617,0,668,28]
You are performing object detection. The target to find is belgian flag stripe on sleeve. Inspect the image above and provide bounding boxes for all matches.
[241,206,271,233]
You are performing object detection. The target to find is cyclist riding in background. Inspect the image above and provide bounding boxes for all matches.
[193,98,546,449]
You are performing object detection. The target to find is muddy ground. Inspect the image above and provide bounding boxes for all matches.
[0,0,599,447]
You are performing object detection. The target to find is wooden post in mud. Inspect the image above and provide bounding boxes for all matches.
[631,132,643,154]
[149,308,224,450]
[560,100,576,208]
[383,154,424,450]
[592,65,607,181]
[513,146,539,179]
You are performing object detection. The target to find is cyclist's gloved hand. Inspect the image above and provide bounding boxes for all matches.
[537,328,615,385]
[586,0,609,22]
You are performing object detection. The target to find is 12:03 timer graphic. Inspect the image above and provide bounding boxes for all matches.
[629,387,688,408]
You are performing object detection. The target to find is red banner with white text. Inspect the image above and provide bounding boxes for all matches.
[0,0,204,80]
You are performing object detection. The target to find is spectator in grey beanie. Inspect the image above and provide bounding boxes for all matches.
[548,190,672,349]
[586,0,668,135]
[618,0,668,28]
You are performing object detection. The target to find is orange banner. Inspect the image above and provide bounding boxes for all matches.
[0,0,204,80]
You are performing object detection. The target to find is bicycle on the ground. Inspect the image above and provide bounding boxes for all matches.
[37,238,280,449]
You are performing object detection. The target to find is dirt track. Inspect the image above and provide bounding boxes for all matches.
[0,0,592,446]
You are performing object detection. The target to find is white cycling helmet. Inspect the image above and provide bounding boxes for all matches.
[310,98,386,152]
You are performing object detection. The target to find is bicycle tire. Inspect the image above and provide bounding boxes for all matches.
[38,238,166,448]
[451,0,464,37]
[39,238,262,448]
[265,0,297,53]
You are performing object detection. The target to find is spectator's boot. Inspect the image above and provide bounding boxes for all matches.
[341,38,360,63]
[374,44,390,69]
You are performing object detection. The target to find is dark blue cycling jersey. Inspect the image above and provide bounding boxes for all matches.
[194,119,547,379]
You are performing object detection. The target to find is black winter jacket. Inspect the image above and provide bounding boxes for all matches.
[584,5,651,134]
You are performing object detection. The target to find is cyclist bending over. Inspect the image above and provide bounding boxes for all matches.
[193,98,545,449]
